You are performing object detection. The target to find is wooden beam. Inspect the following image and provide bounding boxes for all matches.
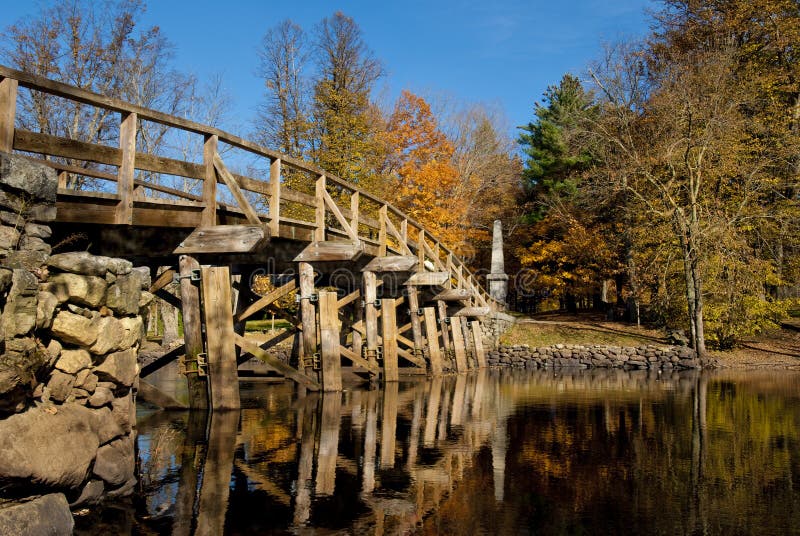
[155,287,182,310]
[361,255,417,272]
[322,187,359,242]
[471,320,487,368]
[269,158,281,237]
[318,290,343,392]
[173,225,268,254]
[453,307,491,317]
[336,288,361,309]
[115,111,136,225]
[350,191,360,238]
[237,329,294,365]
[201,266,240,410]
[378,205,388,256]
[235,279,296,323]
[433,288,472,301]
[139,344,185,378]
[406,271,449,286]
[450,316,469,372]
[298,262,317,380]
[423,307,443,375]
[293,241,364,262]
[202,135,217,226]
[381,298,399,382]
[213,153,262,226]
[383,213,413,256]
[437,301,452,353]
[149,268,175,293]
[0,77,17,153]
[315,175,326,242]
[339,345,380,375]
[397,347,426,369]
[406,286,424,356]
[178,255,208,409]
[363,271,379,367]
[233,334,320,391]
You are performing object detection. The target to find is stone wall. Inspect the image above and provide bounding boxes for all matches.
[480,311,515,348]
[487,343,700,370]
[0,153,150,531]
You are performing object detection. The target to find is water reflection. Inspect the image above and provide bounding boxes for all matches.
[78,369,800,534]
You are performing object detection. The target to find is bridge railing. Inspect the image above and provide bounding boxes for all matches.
[0,65,497,309]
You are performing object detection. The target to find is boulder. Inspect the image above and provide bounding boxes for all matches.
[3,249,49,271]
[0,152,58,202]
[45,273,107,308]
[95,348,138,387]
[0,404,99,489]
[1,269,39,338]
[50,310,99,347]
[23,222,52,240]
[89,316,125,355]
[35,290,59,329]
[106,272,143,316]
[0,493,74,536]
[0,225,19,250]
[88,386,114,408]
[111,393,134,433]
[93,436,135,486]
[47,252,108,277]
[47,370,75,403]
[18,235,51,254]
[90,407,125,445]
[119,316,143,350]
[54,349,91,374]
[75,370,98,393]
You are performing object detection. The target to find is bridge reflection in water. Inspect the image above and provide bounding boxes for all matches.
[81,368,800,534]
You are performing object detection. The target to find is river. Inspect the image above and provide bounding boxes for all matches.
[74,368,800,534]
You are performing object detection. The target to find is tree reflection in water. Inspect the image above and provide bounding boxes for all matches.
[76,369,800,535]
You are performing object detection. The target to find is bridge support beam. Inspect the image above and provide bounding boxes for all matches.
[450,316,469,372]
[471,320,487,368]
[381,298,399,382]
[319,290,342,391]
[298,262,319,383]
[179,255,209,409]
[436,301,452,365]
[200,265,240,410]
[405,286,425,367]
[363,271,379,371]
[423,307,444,375]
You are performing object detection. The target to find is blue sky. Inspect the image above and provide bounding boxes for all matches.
[2,0,655,140]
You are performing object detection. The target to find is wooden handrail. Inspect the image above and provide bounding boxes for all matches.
[0,65,499,307]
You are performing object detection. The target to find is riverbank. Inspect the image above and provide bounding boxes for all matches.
[502,312,800,370]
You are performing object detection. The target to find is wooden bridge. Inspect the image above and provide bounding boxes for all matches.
[0,66,500,410]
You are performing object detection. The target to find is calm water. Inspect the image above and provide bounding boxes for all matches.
[76,369,800,535]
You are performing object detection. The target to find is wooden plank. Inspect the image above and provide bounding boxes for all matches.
[417,230,426,271]
[423,307,443,375]
[318,290,343,391]
[139,344,185,378]
[0,77,18,153]
[149,267,175,293]
[293,240,364,262]
[406,271,449,286]
[339,345,380,375]
[361,255,417,273]
[383,213,413,256]
[155,287,182,310]
[378,205,388,256]
[213,153,262,226]
[236,329,294,365]
[450,316,469,372]
[235,279,296,323]
[437,301,452,353]
[115,111,136,225]
[234,333,320,391]
[336,288,361,309]
[397,347,426,369]
[406,286,424,355]
[471,320,487,368]
[433,288,473,301]
[381,298,399,382]
[173,225,268,254]
[202,135,218,226]
[298,262,317,380]
[201,266,240,410]
[453,307,491,317]
[269,158,281,237]
[350,191,359,239]
[363,271,379,367]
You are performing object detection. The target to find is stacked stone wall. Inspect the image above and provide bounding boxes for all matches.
[0,153,150,531]
[487,343,700,370]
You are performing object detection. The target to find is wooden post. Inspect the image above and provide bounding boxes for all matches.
[269,158,281,237]
[378,205,388,256]
[381,298,399,382]
[315,175,326,242]
[406,286,424,363]
[0,77,18,153]
[115,111,136,225]
[471,320,487,368]
[417,229,425,270]
[450,316,469,372]
[179,255,208,409]
[316,392,341,495]
[200,266,240,410]
[363,270,379,368]
[319,290,342,392]
[380,382,399,467]
[352,296,363,363]
[202,134,218,226]
[423,307,443,375]
[350,191,360,237]
[437,301,452,354]
[298,262,318,381]
[461,317,475,368]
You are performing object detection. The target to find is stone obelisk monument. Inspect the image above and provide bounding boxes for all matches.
[487,219,508,305]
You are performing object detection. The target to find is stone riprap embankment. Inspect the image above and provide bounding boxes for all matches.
[487,344,700,370]
[0,153,151,533]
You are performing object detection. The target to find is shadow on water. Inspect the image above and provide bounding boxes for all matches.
[74,368,800,534]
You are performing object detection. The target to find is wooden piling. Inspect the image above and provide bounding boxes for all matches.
[381,298,399,382]
[363,270,379,367]
[423,307,444,375]
[406,286,425,362]
[298,262,318,381]
[437,301,452,354]
[179,255,208,409]
[450,316,469,372]
[471,320,487,368]
[200,265,240,410]
[319,290,342,391]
